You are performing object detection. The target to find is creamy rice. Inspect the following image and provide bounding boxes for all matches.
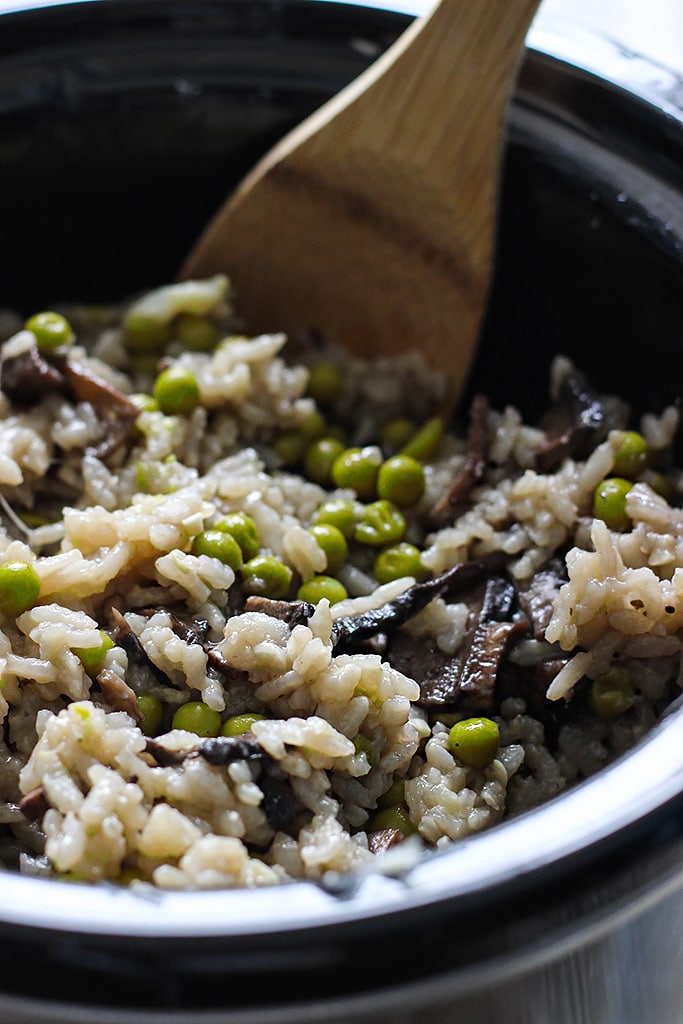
[0,276,679,889]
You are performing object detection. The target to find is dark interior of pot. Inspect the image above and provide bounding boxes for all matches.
[0,0,681,431]
[0,0,682,1017]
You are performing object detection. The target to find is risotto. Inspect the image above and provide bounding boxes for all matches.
[0,273,680,890]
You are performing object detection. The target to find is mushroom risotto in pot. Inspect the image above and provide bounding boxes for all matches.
[0,272,680,890]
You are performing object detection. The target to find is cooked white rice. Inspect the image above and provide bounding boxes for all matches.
[0,276,679,890]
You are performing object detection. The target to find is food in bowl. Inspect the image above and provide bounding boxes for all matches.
[0,274,680,889]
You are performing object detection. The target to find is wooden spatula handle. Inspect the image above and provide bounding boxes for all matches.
[182,0,541,413]
[241,0,538,271]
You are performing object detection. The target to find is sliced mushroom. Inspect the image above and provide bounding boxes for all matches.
[332,556,506,655]
[63,361,139,459]
[0,347,68,405]
[186,734,267,766]
[96,667,143,723]
[415,575,527,711]
[515,560,567,641]
[456,617,528,711]
[243,596,316,630]
[163,610,249,683]
[535,366,607,473]
[259,768,306,830]
[110,607,174,688]
[18,787,50,822]
[0,346,138,458]
[429,393,490,524]
[144,734,304,830]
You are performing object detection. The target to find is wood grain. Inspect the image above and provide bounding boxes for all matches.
[181,0,540,412]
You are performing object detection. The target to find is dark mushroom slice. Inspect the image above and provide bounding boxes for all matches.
[389,631,463,707]
[145,733,304,830]
[0,347,68,405]
[456,618,528,711]
[243,596,316,630]
[110,607,175,688]
[429,393,490,525]
[62,360,135,413]
[331,555,506,655]
[157,609,249,683]
[18,787,50,822]
[239,559,506,656]
[63,361,140,459]
[143,739,187,767]
[0,348,139,458]
[258,765,306,830]
[515,559,567,641]
[96,667,143,723]
[535,366,608,473]
[187,734,268,767]
[244,594,390,656]
[187,738,306,831]
[415,575,527,711]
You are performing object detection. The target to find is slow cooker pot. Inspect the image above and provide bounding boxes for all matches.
[0,2,682,1022]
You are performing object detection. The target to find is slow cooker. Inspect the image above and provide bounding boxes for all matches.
[0,2,682,1021]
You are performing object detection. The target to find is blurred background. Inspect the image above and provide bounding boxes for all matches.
[540,0,683,72]
[0,0,681,73]
[344,0,683,72]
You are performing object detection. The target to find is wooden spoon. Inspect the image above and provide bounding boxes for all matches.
[181,0,540,412]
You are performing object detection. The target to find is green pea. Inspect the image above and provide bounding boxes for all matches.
[367,804,416,836]
[192,530,243,570]
[401,417,445,461]
[304,437,346,487]
[313,498,360,538]
[377,454,426,507]
[448,717,500,769]
[374,543,423,584]
[214,512,260,561]
[297,575,348,606]
[611,430,648,479]
[241,555,292,599]
[25,311,74,353]
[175,313,219,352]
[124,314,170,353]
[0,561,41,617]
[593,477,632,531]
[331,446,383,500]
[306,362,343,406]
[300,409,327,442]
[136,693,163,736]
[273,430,308,468]
[376,778,405,810]
[153,366,201,416]
[308,523,348,574]
[172,700,221,737]
[221,713,266,737]
[353,734,378,768]
[380,417,416,454]
[590,668,636,720]
[74,631,114,676]
[354,499,406,547]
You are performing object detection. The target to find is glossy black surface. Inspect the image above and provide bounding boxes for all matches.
[0,1,682,1018]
